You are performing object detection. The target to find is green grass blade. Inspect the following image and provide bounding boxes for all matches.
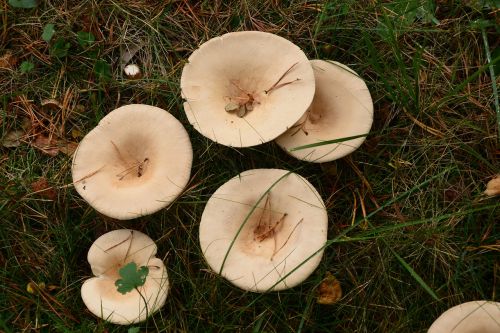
[391,250,439,300]
[244,167,454,307]
[290,133,370,151]
[218,170,296,275]
[481,27,500,143]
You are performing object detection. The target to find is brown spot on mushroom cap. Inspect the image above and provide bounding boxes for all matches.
[181,31,315,147]
[276,60,374,163]
[71,104,193,220]
[199,169,327,292]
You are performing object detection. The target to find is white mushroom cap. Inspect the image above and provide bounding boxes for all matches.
[275,60,373,163]
[199,169,327,292]
[181,31,315,147]
[124,64,141,79]
[428,300,500,333]
[81,229,169,325]
[72,104,193,220]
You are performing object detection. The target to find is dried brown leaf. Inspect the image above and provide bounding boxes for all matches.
[0,51,17,69]
[41,99,63,110]
[237,105,247,118]
[225,102,239,113]
[484,175,500,197]
[31,178,57,200]
[59,141,79,156]
[2,130,25,148]
[317,272,342,305]
[32,135,59,156]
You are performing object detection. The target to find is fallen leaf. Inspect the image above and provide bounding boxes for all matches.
[21,117,32,131]
[237,105,247,118]
[71,128,82,139]
[41,23,56,42]
[2,130,25,147]
[59,141,78,156]
[0,51,18,69]
[225,102,239,113]
[484,175,500,197]
[27,281,46,295]
[32,135,59,156]
[317,272,342,305]
[121,42,142,66]
[31,177,57,200]
[41,98,62,110]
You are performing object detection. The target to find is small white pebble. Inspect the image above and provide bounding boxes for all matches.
[124,64,141,78]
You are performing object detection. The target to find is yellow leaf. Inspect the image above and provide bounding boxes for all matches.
[317,272,342,305]
[27,281,46,295]
[484,175,500,197]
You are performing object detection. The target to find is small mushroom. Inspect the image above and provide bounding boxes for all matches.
[181,31,315,147]
[71,104,193,220]
[81,229,169,325]
[124,64,141,79]
[276,60,374,163]
[199,169,328,292]
[428,300,500,333]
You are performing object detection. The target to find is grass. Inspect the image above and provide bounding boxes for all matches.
[1,0,499,332]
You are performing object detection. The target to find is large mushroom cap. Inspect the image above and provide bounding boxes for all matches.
[199,169,328,292]
[72,104,193,220]
[81,229,169,325]
[181,31,315,147]
[428,300,500,333]
[276,60,373,163]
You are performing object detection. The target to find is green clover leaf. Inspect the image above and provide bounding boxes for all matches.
[115,262,149,295]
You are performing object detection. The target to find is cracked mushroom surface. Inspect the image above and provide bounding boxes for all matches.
[428,300,500,333]
[276,60,373,163]
[199,169,328,292]
[71,104,193,220]
[181,31,315,147]
[81,229,169,325]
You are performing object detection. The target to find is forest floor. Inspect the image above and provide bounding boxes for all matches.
[1,1,499,332]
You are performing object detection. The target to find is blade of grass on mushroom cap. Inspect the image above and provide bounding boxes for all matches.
[242,166,455,307]
[218,169,299,275]
[289,133,370,151]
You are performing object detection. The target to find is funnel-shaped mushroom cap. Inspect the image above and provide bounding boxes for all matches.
[276,60,373,163]
[181,31,315,147]
[199,169,327,292]
[428,301,500,333]
[72,104,193,220]
[81,229,169,325]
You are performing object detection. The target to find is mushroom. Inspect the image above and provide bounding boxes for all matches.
[275,60,373,163]
[124,64,141,79]
[199,169,327,292]
[81,229,169,325]
[428,300,500,333]
[71,104,193,220]
[181,31,315,147]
